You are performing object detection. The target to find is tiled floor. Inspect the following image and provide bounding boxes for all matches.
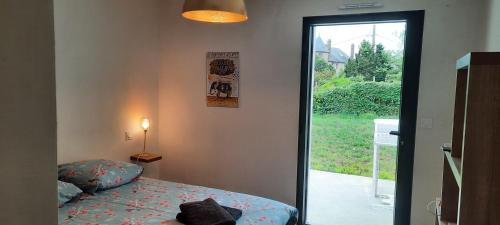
[307,170,395,225]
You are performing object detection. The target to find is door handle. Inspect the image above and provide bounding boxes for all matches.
[390,131,404,146]
[389,131,400,136]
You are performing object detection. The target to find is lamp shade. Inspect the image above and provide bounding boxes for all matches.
[141,118,150,130]
[182,0,248,23]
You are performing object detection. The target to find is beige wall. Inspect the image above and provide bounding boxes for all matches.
[157,1,488,225]
[486,0,500,50]
[0,0,57,224]
[54,0,161,177]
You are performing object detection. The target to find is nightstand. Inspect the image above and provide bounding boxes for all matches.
[130,152,162,163]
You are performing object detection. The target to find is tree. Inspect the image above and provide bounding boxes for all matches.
[314,55,334,73]
[373,44,391,82]
[386,49,403,82]
[314,55,335,87]
[344,40,392,82]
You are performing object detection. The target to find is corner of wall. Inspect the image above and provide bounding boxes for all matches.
[0,0,58,224]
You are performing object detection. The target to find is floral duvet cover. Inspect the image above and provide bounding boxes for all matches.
[59,177,297,225]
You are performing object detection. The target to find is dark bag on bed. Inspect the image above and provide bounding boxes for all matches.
[176,198,241,225]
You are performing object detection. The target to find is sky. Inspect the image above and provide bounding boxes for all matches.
[315,22,406,56]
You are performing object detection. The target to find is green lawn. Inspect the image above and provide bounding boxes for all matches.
[311,113,398,180]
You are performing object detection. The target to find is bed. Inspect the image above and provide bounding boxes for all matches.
[59,177,298,225]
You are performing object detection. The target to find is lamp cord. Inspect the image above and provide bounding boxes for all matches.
[426,199,438,216]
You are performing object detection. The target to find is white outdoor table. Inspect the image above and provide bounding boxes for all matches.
[373,119,399,197]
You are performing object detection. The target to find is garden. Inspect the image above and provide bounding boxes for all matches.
[311,40,402,180]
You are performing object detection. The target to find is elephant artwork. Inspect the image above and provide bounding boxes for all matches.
[209,81,233,98]
[206,52,240,107]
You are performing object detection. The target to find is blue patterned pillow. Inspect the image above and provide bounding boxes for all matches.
[58,180,82,207]
[58,159,143,193]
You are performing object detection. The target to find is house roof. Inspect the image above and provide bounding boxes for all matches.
[314,36,329,53]
[329,47,350,63]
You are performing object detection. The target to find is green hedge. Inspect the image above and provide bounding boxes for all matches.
[313,82,401,115]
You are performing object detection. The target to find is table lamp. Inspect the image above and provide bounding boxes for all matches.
[141,117,150,153]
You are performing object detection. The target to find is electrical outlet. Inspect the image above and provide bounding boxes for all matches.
[125,132,132,141]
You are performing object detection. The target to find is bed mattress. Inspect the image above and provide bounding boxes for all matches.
[59,177,297,225]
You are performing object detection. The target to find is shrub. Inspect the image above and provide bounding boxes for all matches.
[313,82,401,115]
[316,76,352,94]
[314,70,336,87]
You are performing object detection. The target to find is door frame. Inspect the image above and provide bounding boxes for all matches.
[297,11,425,225]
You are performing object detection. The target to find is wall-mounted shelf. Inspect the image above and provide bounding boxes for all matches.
[444,152,461,187]
[435,199,457,225]
[437,52,500,225]
[130,152,162,163]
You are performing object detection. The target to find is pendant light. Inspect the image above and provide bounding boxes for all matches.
[182,0,248,23]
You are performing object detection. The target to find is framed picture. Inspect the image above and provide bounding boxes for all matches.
[206,52,240,108]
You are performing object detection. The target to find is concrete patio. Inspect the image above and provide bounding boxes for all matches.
[308,170,395,225]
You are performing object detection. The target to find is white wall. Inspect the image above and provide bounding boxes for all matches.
[54,0,161,177]
[486,0,500,50]
[0,0,57,224]
[157,1,488,225]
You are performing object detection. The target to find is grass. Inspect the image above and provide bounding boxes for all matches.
[311,113,398,180]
